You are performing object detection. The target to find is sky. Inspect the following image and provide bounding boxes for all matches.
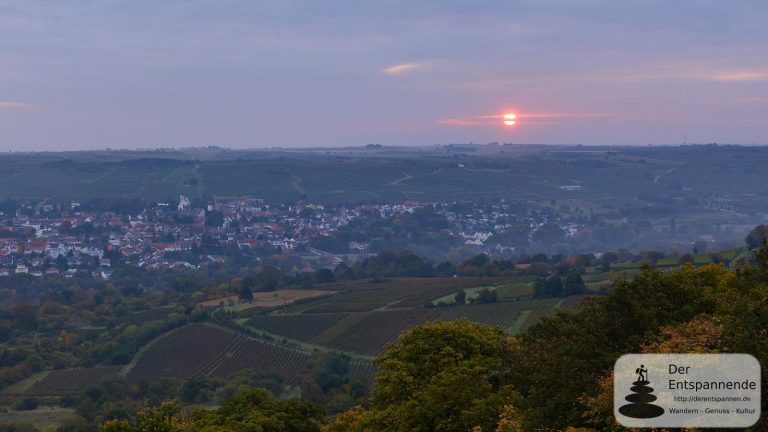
[0,0,767,150]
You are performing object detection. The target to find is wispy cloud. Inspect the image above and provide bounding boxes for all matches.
[436,118,491,126]
[381,62,422,75]
[708,70,768,82]
[0,100,32,110]
[438,112,614,126]
[604,64,768,83]
[520,112,614,119]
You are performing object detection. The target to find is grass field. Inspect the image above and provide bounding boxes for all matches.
[431,278,537,304]
[0,406,75,431]
[281,277,515,313]
[198,289,336,314]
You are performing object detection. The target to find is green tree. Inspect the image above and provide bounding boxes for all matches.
[238,285,253,303]
[314,268,336,284]
[453,290,466,305]
[102,402,194,432]
[193,388,323,432]
[745,224,768,249]
[358,320,519,432]
[473,288,498,304]
[563,271,586,295]
[600,252,618,272]
[258,266,282,291]
[512,265,718,429]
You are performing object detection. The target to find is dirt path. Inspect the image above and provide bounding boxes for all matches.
[287,171,307,194]
[389,174,413,186]
[90,168,116,183]
[654,165,677,184]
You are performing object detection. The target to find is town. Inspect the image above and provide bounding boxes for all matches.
[0,191,740,280]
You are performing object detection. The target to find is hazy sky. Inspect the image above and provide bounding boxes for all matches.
[1,1,767,150]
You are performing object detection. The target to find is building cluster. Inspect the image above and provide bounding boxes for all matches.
[0,196,581,279]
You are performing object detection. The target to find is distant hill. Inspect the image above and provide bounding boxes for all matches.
[2,145,768,208]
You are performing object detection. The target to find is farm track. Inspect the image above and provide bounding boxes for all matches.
[654,165,678,184]
[388,174,413,186]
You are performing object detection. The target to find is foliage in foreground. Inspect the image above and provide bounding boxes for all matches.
[100,247,768,431]
[325,247,768,431]
[101,388,323,432]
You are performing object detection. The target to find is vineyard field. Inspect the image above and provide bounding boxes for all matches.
[126,324,238,382]
[195,335,311,383]
[246,313,348,342]
[125,323,314,384]
[281,277,516,313]
[436,298,563,333]
[323,309,441,355]
[349,360,378,383]
[24,366,122,396]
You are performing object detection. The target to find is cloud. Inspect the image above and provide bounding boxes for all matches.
[518,112,614,119]
[741,96,767,104]
[0,100,32,110]
[604,64,768,83]
[436,118,492,126]
[438,112,614,126]
[708,70,768,82]
[381,62,422,75]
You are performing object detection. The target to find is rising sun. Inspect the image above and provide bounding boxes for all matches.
[503,113,517,126]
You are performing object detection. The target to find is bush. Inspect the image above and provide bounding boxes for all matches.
[13,397,38,411]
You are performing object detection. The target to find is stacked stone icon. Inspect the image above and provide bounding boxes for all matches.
[619,366,664,419]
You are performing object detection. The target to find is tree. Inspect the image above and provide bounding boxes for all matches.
[581,315,725,430]
[193,388,323,432]
[258,266,281,291]
[314,268,336,284]
[102,402,195,432]
[238,285,253,303]
[435,261,457,277]
[314,352,351,393]
[600,252,618,272]
[204,210,224,227]
[354,320,519,432]
[745,224,768,249]
[512,265,719,429]
[473,288,498,304]
[180,377,215,404]
[533,276,563,297]
[532,223,565,244]
[641,250,663,268]
[453,290,466,305]
[103,391,323,432]
[678,253,694,265]
[563,271,586,296]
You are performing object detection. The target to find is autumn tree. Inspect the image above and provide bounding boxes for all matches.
[337,320,520,432]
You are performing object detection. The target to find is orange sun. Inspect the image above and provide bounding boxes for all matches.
[503,113,517,126]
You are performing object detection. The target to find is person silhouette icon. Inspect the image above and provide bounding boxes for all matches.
[635,365,648,382]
